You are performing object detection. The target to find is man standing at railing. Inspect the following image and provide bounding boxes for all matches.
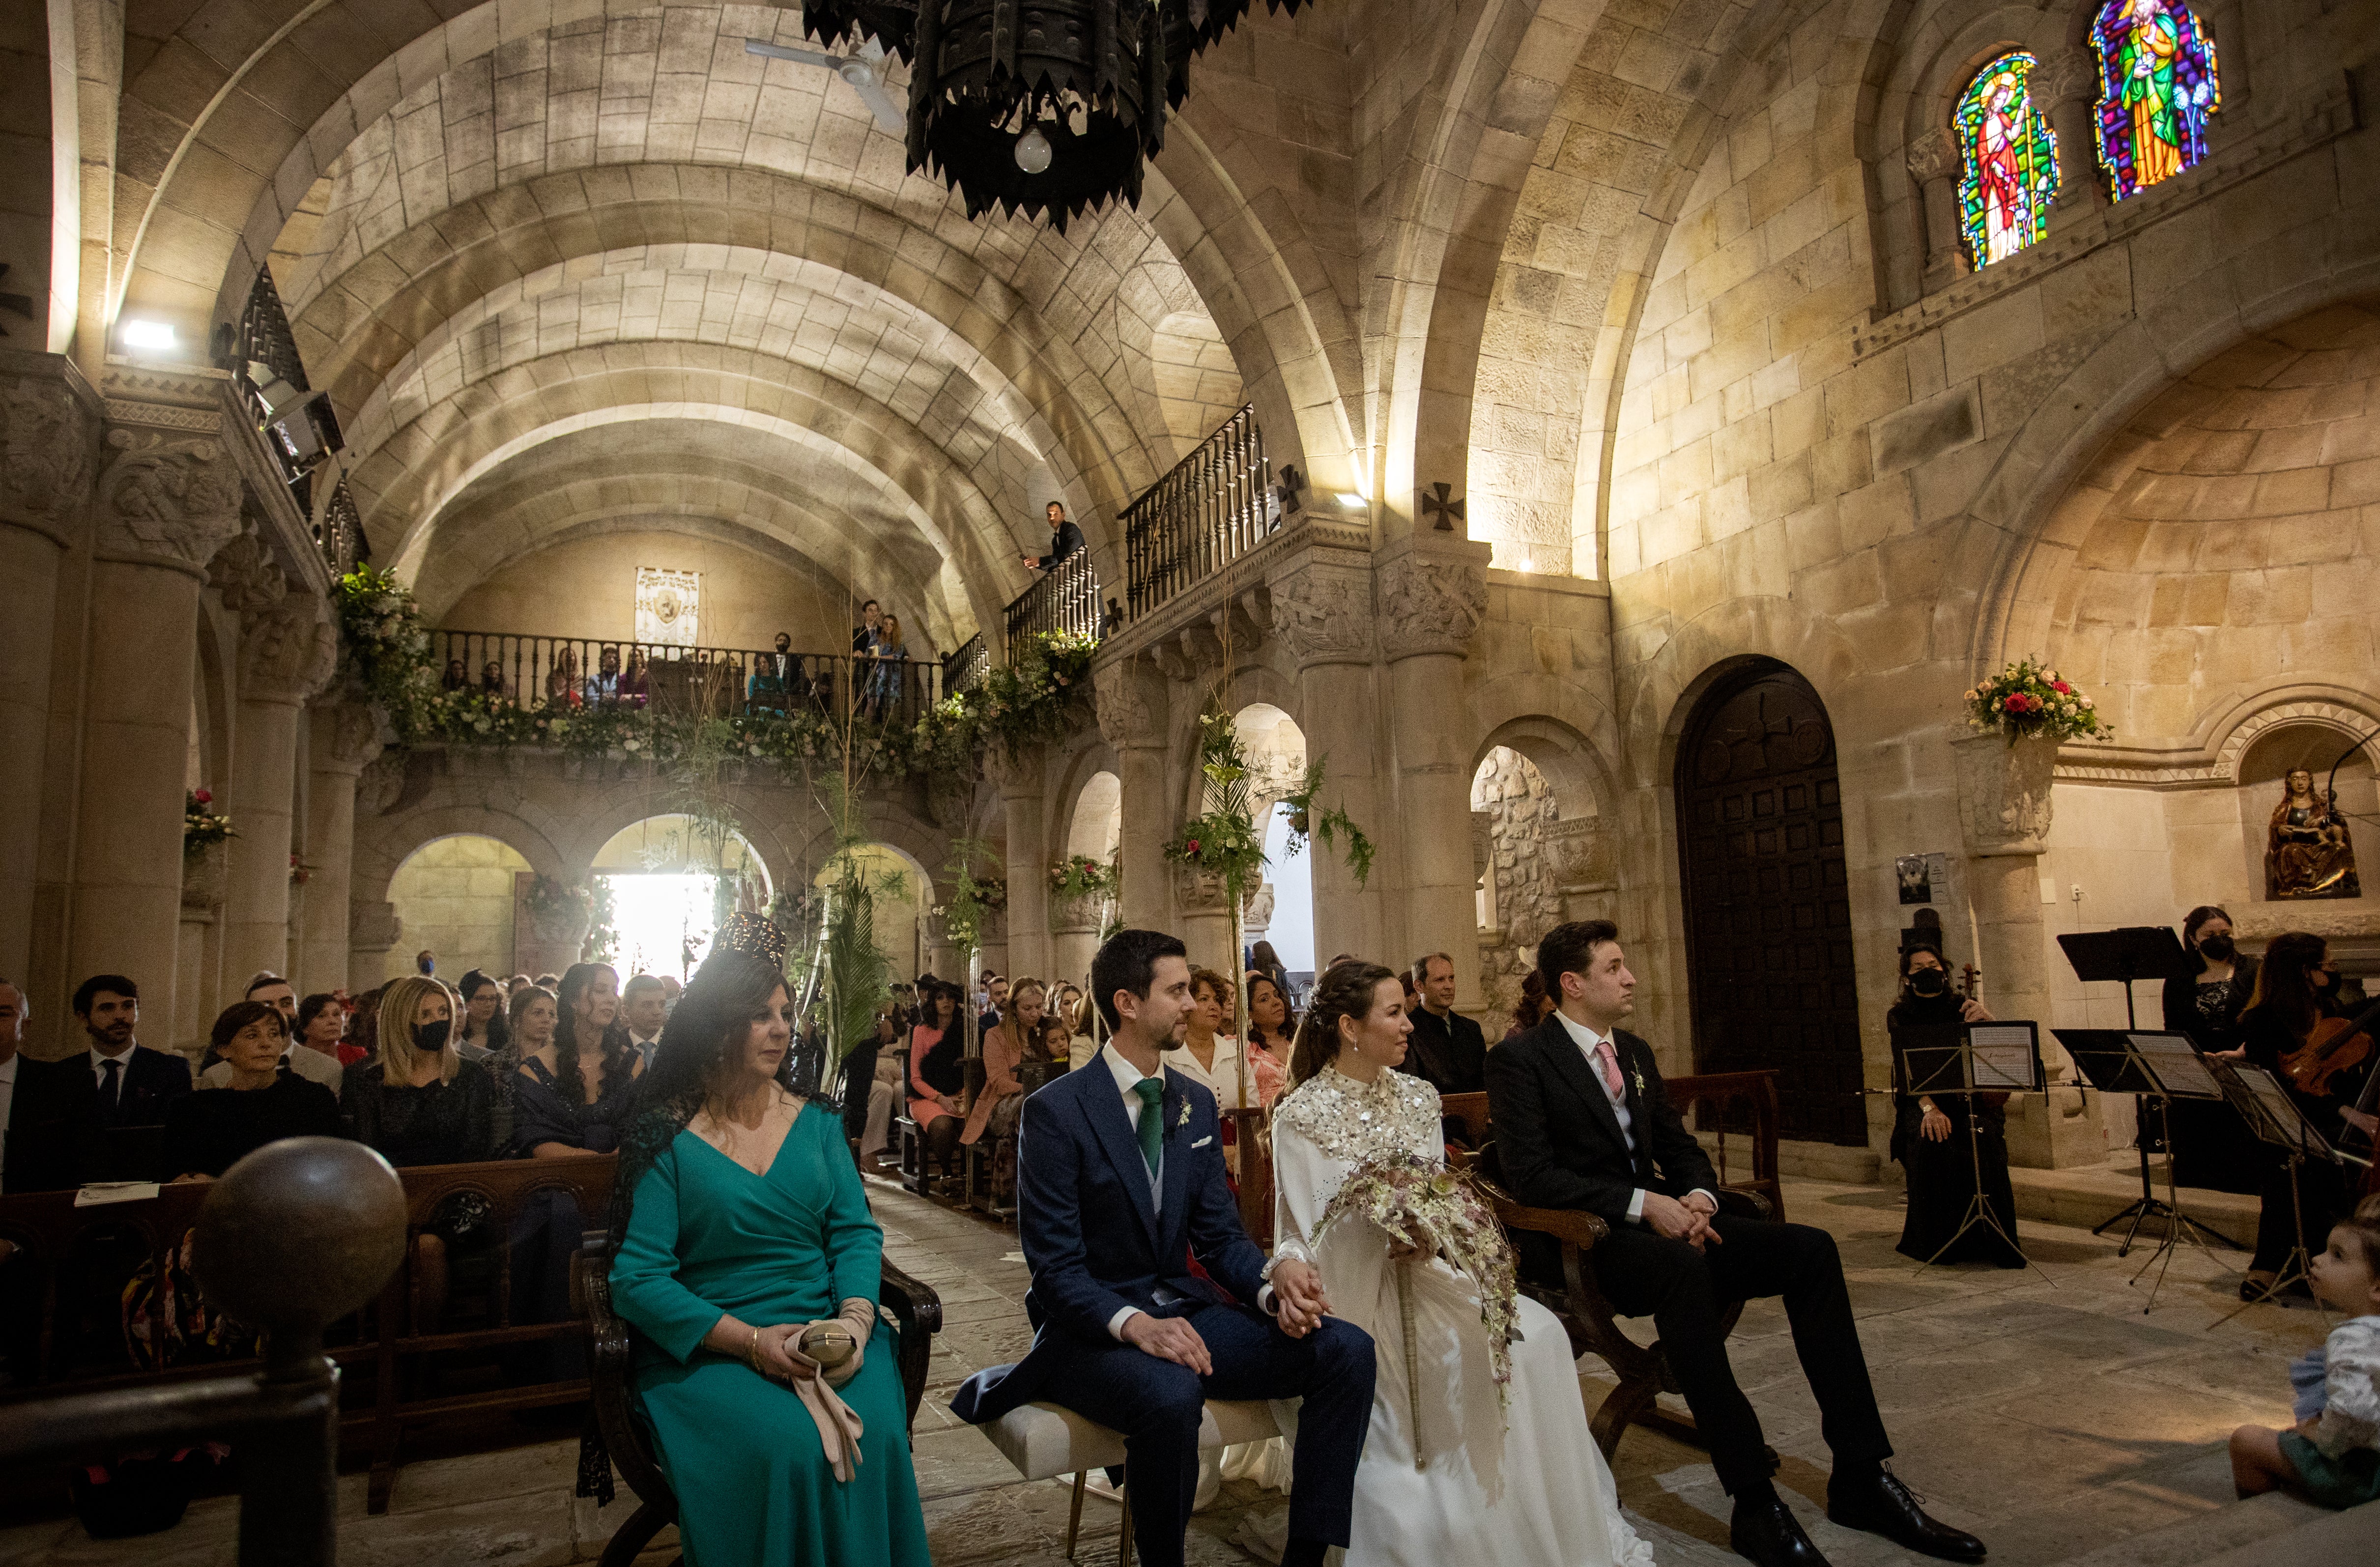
[1020,500,1084,572]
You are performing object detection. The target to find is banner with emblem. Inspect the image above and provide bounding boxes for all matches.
[634,567,699,647]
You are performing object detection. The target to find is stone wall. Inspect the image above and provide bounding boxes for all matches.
[383,834,530,984]
[1471,746,1564,1025]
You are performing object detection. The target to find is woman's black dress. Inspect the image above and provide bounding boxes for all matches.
[2160,967,2265,1193]
[503,1054,634,1380]
[1889,993,2023,1267]
[2236,1006,2368,1278]
[341,1058,503,1165]
[159,1071,343,1179]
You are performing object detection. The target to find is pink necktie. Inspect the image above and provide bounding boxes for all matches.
[1593,1039,1624,1098]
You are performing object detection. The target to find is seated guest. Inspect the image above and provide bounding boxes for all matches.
[441,658,468,691]
[479,660,513,703]
[198,971,296,1073]
[906,983,967,1179]
[199,983,345,1096]
[1032,1014,1073,1070]
[619,648,650,707]
[454,969,510,1063]
[508,964,639,1159]
[2236,934,2373,1303]
[342,986,381,1065]
[961,977,1045,1146]
[1247,939,1291,1007]
[1171,967,1255,1115]
[545,648,583,708]
[2,977,99,1194]
[606,913,930,1566]
[1243,970,1294,1109]
[342,976,499,1166]
[508,983,557,1066]
[73,975,190,1183]
[163,1003,342,1181]
[976,973,1008,1041]
[2229,1194,2380,1509]
[621,974,669,1071]
[1066,990,1102,1071]
[845,1005,903,1162]
[1888,943,2021,1267]
[1503,969,1554,1040]
[1401,951,1485,1095]
[2162,904,2264,1194]
[1485,920,1984,1567]
[588,644,624,705]
[288,993,352,1081]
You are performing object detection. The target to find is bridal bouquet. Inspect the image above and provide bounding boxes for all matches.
[1313,1149,1521,1409]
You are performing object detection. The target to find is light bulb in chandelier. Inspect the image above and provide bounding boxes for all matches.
[1014,124,1053,175]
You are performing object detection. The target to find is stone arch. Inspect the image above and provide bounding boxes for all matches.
[1625,597,1869,793]
[788,801,949,896]
[1462,673,1624,805]
[357,810,569,904]
[575,804,796,904]
[2209,692,2380,787]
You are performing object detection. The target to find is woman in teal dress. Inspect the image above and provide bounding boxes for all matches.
[606,917,930,1567]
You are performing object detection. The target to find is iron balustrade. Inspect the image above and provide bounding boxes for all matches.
[943,632,989,693]
[225,265,341,517]
[1003,545,1101,654]
[1121,404,1278,623]
[430,631,944,731]
[317,476,370,576]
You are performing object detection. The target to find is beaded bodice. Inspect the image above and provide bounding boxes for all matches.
[1273,1064,1441,1165]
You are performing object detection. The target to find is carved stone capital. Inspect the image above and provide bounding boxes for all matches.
[241,586,339,705]
[1376,555,1487,661]
[1093,657,1161,750]
[1049,889,1105,936]
[1951,732,2057,858]
[1267,565,1374,666]
[349,898,402,952]
[93,427,244,572]
[316,701,388,774]
[1171,859,1234,915]
[1904,126,1959,185]
[0,352,102,543]
[984,743,1045,798]
[2033,54,2096,105]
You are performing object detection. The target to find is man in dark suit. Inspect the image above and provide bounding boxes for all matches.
[952,929,1374,1567]
[0,978,100,1195]
[73,974,191,1138]
[1019,500,1086,572]
[1485,921,1984,1567]
[1401,950,1485,1094]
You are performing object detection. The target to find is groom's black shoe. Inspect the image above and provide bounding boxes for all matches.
[1730,1494,1831,1567]
[1827,1467,1986,1562]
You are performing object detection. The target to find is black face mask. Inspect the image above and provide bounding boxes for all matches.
[2198,934,2235,962]
[1908,969,1949,998]
[414,1019,452,1053]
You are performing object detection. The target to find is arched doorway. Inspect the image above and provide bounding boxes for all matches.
[1673,663,1864,1145]
[384,834,534,983]
[593,815,773,981]
[1234,704,1316,991]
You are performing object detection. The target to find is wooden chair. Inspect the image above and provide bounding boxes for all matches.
[576,1241,944,1567]
[1440,1068,1784,1462]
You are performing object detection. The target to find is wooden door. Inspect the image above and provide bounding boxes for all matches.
[1674,664,1865,1145]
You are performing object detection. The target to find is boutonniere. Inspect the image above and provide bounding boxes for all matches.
[1631,1067,1646,1099]
[1175,1098,1193,1130]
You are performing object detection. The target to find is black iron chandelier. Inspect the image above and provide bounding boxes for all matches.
[783,0,1316,233]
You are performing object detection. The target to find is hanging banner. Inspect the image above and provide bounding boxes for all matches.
[634,567,699,647]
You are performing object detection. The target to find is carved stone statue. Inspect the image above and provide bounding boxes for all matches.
[2266,768,2360,900]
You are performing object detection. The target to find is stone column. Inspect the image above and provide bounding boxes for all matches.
[1049,891,1103,997]
[1173,862,1237,989]
[1270,558,1384,967]
[1951,732,2103,1168]
[0,351,100,985]
[301,702,382,993]
[990,748,1051,982]
[1094,656,1170,931]
[1906,128,1966,291]
[69,421,244,1025]
[1378,544,1490,1013]
[973,907,1008,998]
[2034,53,2104,219]
[214,533,338,988]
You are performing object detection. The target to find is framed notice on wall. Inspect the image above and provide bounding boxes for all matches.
[635,568,699,647]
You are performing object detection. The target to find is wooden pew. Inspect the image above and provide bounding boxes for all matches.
[1440,1068,1784,1462]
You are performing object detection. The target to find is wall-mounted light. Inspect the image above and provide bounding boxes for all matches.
[120,319,177,351]
[1334,491,1368,510]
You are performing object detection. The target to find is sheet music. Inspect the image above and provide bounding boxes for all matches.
[1967,1025,2038,1090]
[2128,1033,2220,1099]
[2238,1066,2320,1158]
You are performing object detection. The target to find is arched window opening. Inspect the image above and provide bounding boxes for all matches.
[2092,1,2220,202]
[1955,53,2059,270]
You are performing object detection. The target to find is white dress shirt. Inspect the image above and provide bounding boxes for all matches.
[90,1043,137,1101]
[1551,1011,1713,1225]
[1169,1033,1255,1111]
[629,1030,662,1072]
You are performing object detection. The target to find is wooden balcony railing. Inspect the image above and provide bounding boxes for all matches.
[430,631,945,731]
[1121,404,1280,623]
[943,631,990,693]
[317,476,370,576]
[1003,545,1102,654]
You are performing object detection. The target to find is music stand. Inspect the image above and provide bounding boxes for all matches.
[2056,927,2200,1239]
[2207,1060,2369,1329]
[2058,1029,2240,1311]
[1899,1021,2055,1284]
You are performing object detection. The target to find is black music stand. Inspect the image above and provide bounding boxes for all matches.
[2207,1059,2368,1329]
[1900,1022,2054,1284]
[2058,1029,2240,1310]
[2056,927,2199,1239]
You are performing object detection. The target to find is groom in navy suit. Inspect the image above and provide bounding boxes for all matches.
[953,929,1375,1567]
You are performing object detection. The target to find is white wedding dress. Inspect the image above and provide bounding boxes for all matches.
[1269,1065,1656,1567]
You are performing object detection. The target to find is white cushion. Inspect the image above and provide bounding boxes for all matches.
[985,1399,1288,1482]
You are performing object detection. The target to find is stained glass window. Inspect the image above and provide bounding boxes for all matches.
[1954,53,2059,271]
[2092,0,2220,202]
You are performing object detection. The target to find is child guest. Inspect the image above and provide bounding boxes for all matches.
[2230,1194,2380,1508]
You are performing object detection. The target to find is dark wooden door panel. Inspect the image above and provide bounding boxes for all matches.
[1675,666,1866,1146]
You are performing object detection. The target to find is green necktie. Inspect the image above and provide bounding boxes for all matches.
[1133,1078,1165,1178]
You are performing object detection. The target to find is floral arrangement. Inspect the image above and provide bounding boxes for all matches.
[183,789,235,856]
[524,875,596,930]
[1047,853,1118,901]
[1163,710,1375,889]
[1313,1149,1520,1422]
[1964,657,2113,745]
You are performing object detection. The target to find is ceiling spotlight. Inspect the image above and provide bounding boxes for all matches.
[1014,124,1054,175]
[121,318,177,350]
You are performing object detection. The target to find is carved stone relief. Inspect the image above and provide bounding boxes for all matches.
[1376,555,1488,661]
[1093,658,1160,750]
[94,428,243,568]
[0,368,100,532]
[1268,567,1374,664]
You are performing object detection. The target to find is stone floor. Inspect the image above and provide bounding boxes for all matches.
[0,1172,2362,1567]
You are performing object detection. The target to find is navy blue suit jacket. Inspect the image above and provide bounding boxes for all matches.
[951,1052,1267,1424]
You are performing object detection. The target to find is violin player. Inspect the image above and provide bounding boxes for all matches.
[2233,934,2378,1302]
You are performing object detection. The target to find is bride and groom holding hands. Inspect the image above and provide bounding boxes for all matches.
[956,924,1991,1567]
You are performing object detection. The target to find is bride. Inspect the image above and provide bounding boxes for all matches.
[1268,961,1654,1567]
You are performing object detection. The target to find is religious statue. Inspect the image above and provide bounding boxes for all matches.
[2092,0,2220,202]
[2266,769,2360,901]
[1955,55,2058,270]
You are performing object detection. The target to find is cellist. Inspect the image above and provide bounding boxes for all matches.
[2233,935,2375,1301]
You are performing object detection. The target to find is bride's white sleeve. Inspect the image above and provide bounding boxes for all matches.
[1268,1116,1328,1268]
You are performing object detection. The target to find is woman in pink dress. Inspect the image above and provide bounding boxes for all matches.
[905,984,965,1179]
[1243,970,1296,1109]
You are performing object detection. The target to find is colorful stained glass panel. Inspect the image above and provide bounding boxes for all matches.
[1954,53,2059,271]
[2093,0,2220,202]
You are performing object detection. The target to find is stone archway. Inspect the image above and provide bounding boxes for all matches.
[1673,660,1865,1147]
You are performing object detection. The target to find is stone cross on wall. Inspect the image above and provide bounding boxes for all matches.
[1419,482,1464,532]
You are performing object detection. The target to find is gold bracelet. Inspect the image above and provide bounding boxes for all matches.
[747,1325,766,1377]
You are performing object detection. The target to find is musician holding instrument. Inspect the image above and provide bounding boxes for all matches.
[2233,933,2378,1303]
[1888,944,2023,1267]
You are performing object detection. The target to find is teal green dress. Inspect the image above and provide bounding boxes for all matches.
[609,1103,929,1567]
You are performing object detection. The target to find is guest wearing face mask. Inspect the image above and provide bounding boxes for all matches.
[1888,944,2023,1267]
[2161,906,2265,1195]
